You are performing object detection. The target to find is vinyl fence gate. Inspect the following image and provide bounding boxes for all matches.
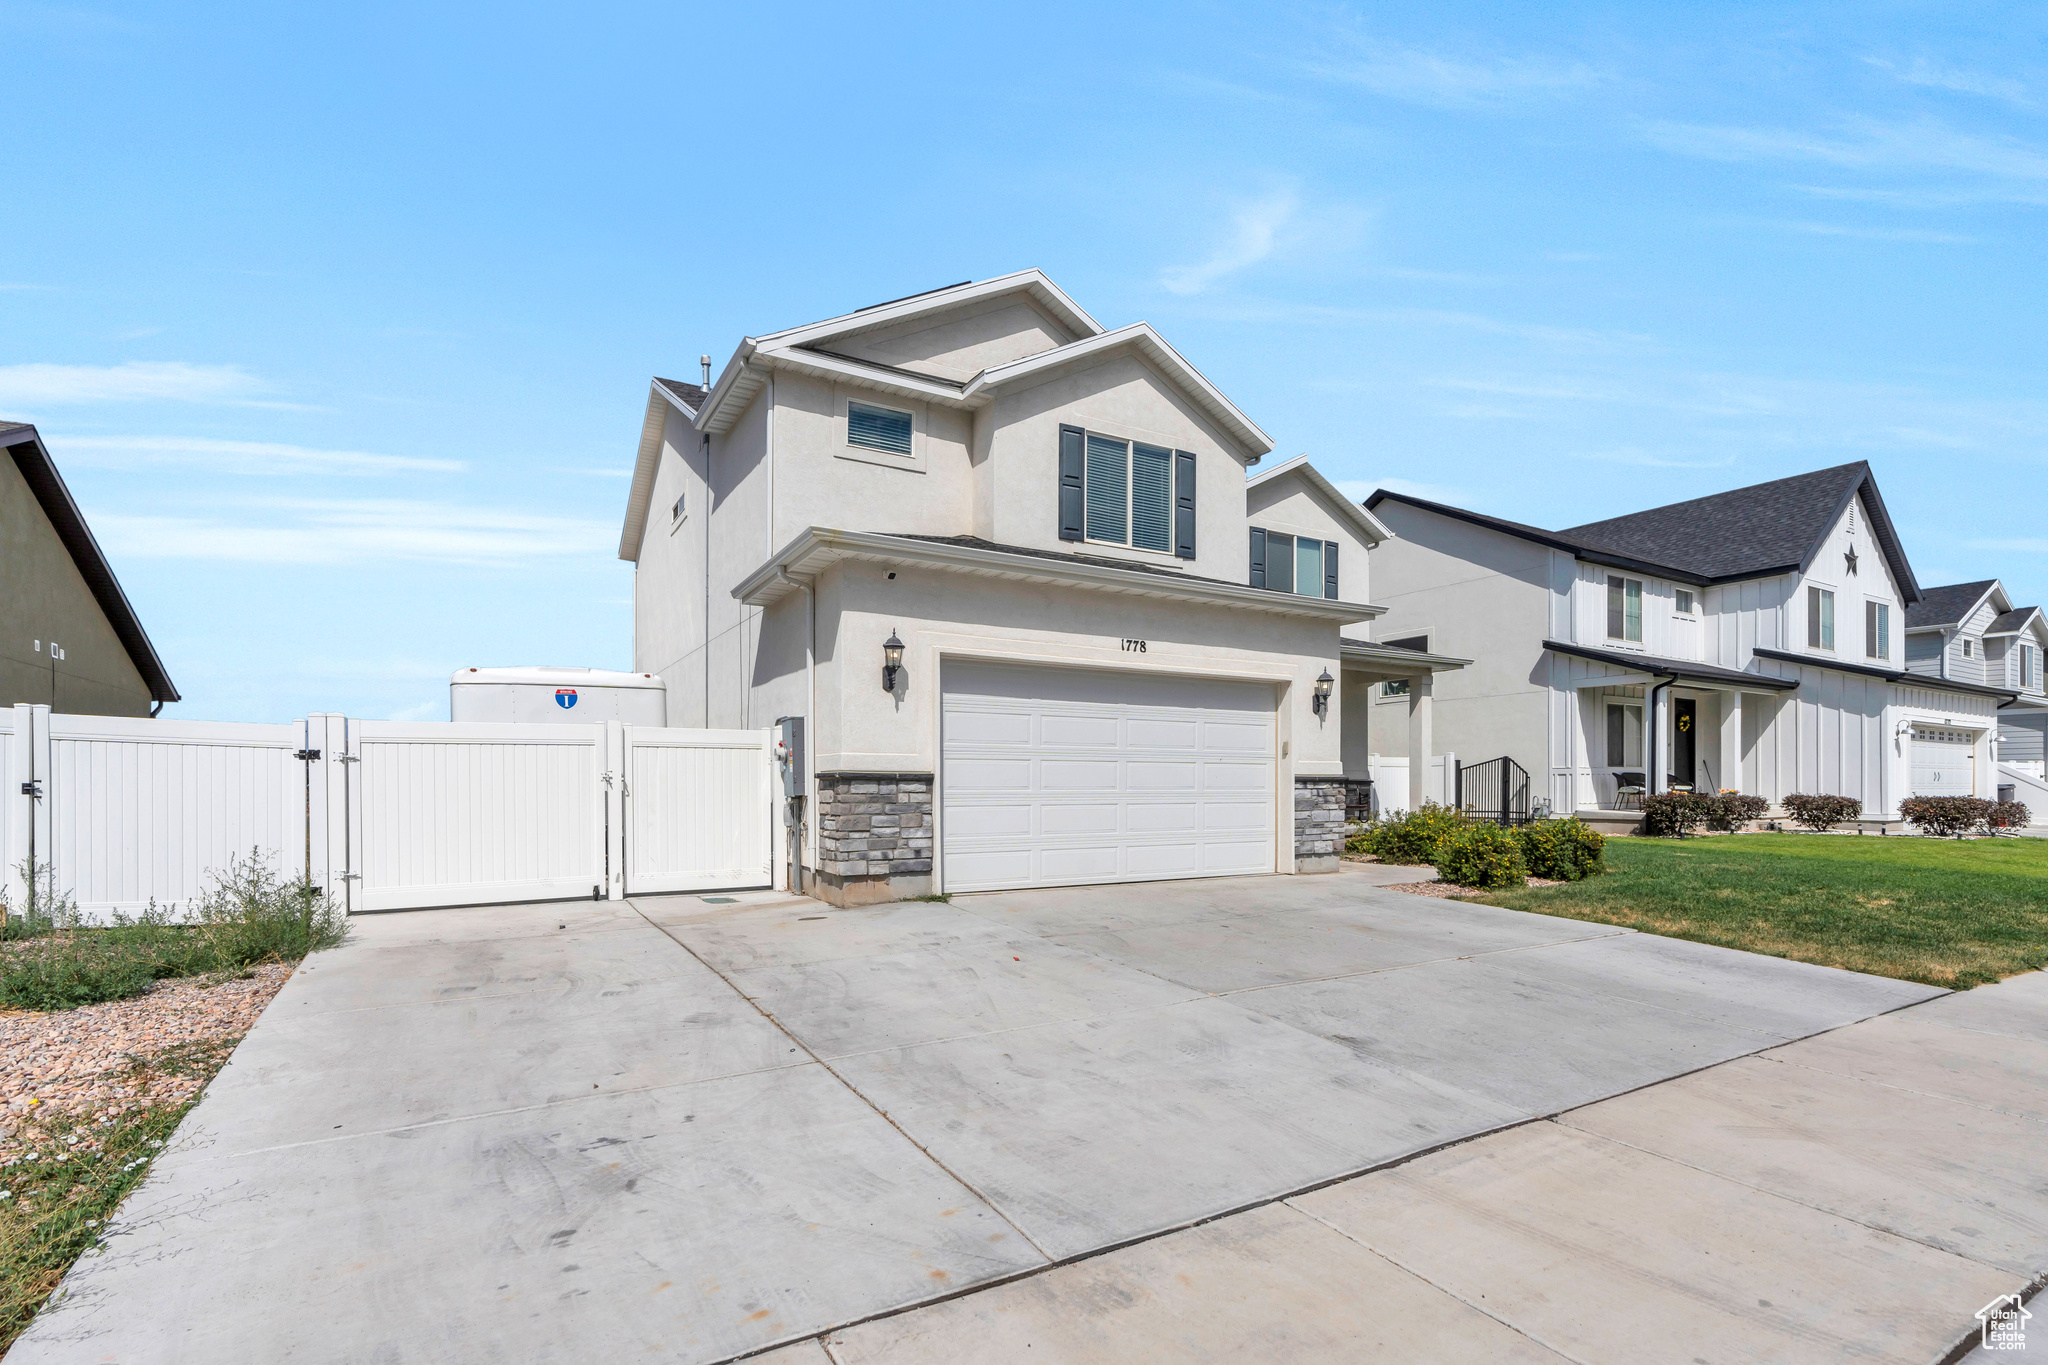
[1,705,778,920]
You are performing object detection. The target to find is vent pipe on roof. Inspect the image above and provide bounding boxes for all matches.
[701,354,711,390]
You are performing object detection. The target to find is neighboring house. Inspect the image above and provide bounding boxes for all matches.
[1364,462,2016,824]
[1,423,177,717]
[618,271,1456,903]
[1905,579,2048,802]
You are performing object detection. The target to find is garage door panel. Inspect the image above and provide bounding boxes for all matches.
[1910,726,1975,797]
[942,663,1277,894]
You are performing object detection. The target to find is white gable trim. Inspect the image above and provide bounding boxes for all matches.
[756,270,1101,354]
[962,323,1274,462]
[1246,455,1392,543]
[619,382,697,562]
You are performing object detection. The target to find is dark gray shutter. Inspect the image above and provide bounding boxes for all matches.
[1173,450,1196,559]
[1058,425,1084,541]
[1249,527,1266,588]
[1324,541,1339,599]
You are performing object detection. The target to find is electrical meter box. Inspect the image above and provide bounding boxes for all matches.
[774,716,805,798]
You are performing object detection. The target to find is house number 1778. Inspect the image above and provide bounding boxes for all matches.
[1121,639,1148,652]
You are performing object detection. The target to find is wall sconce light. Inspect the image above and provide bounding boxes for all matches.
[1313,669,1334,718]
[882,630,905,692]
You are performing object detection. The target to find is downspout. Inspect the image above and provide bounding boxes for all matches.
[779,566,817,884]
[702,433,711,728]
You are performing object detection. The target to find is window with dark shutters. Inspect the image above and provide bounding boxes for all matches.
[1248,527,1266,588]
[1058,425,1085,541]
[1173,451,1196,559]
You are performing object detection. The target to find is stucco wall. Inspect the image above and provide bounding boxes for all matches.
[1365,504,1551,778]
[0,449,152,716]
[830,296,1079,382]
[975,351,1252,578]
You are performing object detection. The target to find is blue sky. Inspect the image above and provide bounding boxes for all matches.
[4,2,2043,721]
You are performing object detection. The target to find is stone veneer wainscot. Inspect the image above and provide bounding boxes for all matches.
[1294,776,1346,874]
[813,773,935,906]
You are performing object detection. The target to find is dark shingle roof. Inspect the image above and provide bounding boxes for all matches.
[1988,607,2041,634]
[653,377,708,410]
[1370,461,1920,600]
[1904,580,1996,630]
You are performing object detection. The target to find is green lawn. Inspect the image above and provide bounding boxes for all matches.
[1470,833,2048,989]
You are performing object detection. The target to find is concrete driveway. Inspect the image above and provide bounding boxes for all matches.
[7,869,1944,1364]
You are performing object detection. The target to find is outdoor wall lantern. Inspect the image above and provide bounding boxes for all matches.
[1313,669,1334,718]
[882,630,905,692]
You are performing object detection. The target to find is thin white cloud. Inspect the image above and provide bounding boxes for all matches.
[1160,191,1302,295]
[56,435,463,475]
[1573,447,1738,470]
[1778,221,1979,244]
[1309,29,1602,108]
[92,498,612,565]
[1643,116,2048,184]
[0,361,262,407]
[1864,56,2032,108]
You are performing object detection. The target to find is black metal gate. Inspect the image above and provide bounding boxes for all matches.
[1455,755,1534,825]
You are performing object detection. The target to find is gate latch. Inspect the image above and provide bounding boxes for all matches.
[19,780,41,798]
[294,748,321,761]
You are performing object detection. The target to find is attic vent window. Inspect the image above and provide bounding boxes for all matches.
[1848,506,1857,534]
[848,400,913,455]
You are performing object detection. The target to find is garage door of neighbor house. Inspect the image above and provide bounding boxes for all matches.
[940,661,1276,894]
[1910,725,1976,797]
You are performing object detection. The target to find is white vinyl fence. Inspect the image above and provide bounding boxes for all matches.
[1,704,777,921]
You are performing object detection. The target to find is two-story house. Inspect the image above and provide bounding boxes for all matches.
[1363,463,2017,826]
[1905,579,2048,805]
[617,272,1456,904]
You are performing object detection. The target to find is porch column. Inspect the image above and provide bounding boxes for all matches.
[1648,686,1670,795]
[1719,691,1743,795]
[1407,674,1433,811]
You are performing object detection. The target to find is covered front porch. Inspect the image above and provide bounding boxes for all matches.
[1339,636,1471,818]
[1546,642,1800,817]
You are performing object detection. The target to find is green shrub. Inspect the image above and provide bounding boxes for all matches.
[1640,791,1719,837]
[1432,822,1527,889]
[1,861,75,941]
[0,850,347,1012]
[1357,803,1468,864]
[1514,817,1606,880]
[1344,821,1371,856]
[1782,793,1862,831]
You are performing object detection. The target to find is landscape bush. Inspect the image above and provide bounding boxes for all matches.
[1431,822,1527,889]
[1782,793,1863,831]
[1899,795,1995,838]
[0,851,348,1012]
[1513,817,1606,880]
[1988,800,2033,832]
[1709,793,1770,831]
[1354,802,1467,864]
[1639,791,1719,837]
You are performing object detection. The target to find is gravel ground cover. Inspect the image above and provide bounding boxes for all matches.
[0,964,292,1154]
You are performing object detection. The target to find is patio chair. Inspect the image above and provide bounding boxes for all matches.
[1612,772,1647,810]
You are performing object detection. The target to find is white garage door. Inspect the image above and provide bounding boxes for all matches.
[941,662,1277,893]
[1910,726,1976,797]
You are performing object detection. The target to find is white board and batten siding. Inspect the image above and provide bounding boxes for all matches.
[940,662,1277,894]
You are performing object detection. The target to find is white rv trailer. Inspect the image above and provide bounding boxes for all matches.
[449,667,666,724]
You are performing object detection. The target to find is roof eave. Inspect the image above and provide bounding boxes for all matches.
[733,527,1382,620]
[1250,456,1392,543]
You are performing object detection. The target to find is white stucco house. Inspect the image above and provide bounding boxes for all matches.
[1905,579,2048,806]
[1362,462,2019,826]
[618,271,1460,904]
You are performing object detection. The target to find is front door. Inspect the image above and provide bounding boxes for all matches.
[1673,698,1697,789]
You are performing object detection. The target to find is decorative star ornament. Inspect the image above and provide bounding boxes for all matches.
[1845,546,1859,575]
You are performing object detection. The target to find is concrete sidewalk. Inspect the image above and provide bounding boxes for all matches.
[827,969,2048,1364]
[3,873,1959,1363]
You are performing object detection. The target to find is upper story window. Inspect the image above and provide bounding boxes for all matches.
[1962,637,1975,659]
[1606,576,1642,643]
[1058,425,1195,559]
[847,400,914,456]
[1808,586,1836,650]
[1250,528,1337,599]
[670,492,686,525]
[1865,601,1889,660]
[1674,589,1695,615]
[2022,642,2040,690]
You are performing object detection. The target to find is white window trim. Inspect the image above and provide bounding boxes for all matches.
[668,491,688,536]
[1605,575,1645,645]
[1863,596,1892,662]
[838,392,926,473]
[1082,430,1180,558]
[1807,582,1838,653]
